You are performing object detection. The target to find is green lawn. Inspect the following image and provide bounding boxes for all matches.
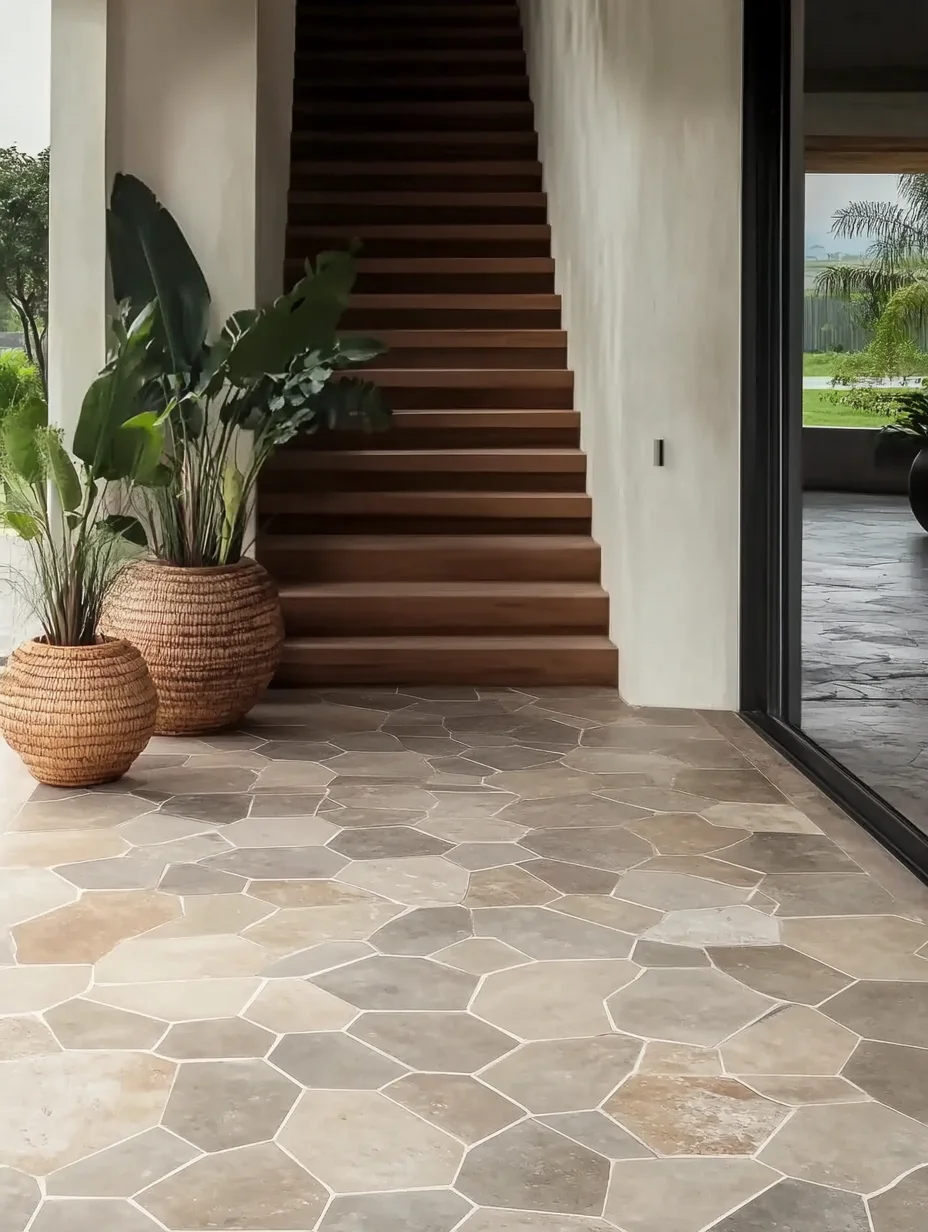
[802,389,890,427]
[803,352,842,377]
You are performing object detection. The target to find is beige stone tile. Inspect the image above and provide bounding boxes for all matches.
[781,915,928,980]
[147,893,272,938]
[350,1010,518,1073]
[244,901,402,953]
[642,905,780,948]
[116,815,214,845]
[707,944,853,1004]
[722,1005,859,1075]
[0,1165,40,1230]
[759,1100,928,1192]
[385,1072,522,1143]
[760,872,903,917]
[88,977,260,1022]
[464,864,558,907]
[638,1041,722,1075]
[0,1015,61,1060]
[94,934,269,982]
[474,959,638,1039]
[162,1058,299,1152]
[278,1088,463,1192]
[29,1200,164,1232]
[221,815,340,847]
[157,1017,275,1061]
[12,891,181,964]
[184,751,271,770]
[702,802,822,834]
[563,748,684,775]
[635,854,762,887]
[605,1158,780,1232]
[742,1075,869,1105]
[10,795,152,832]
[138,1141,327,1230]
[0,964,91,1013]
[435,937,530,974]
[625,814,749,855]
[260,939,373,977]
[843,1039,928,1123]
[243,977,355,1031]
[607,969,774,1047]
[253,761,335,791]
[419,814,529,844]
[0,868,78,929]
[369,905,472,956]
[311,953,476,1011]
[869,1166,928,1232]
[520,825,652,872]
[338,855,470,905]
[46,1127,199,1197]
[322,1191,472,1232]
[459,1212,614,1232]
[519,857,620,895]
[270,1030,406,1088]
[474,905,634,960]
[0,830,129,866]
[0,1051,175,1172]
[247,878,381,908]
[482,1034,642,1113]
[551,893,662,933]
[499,792,649,830]
[487,766,602,799]
[606,1075,787,1155]
[45,999,166,1050]
[324,750,435,779]
[612,871,753,911]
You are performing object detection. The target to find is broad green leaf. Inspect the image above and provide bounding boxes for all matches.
[2,393,46,484]
[3,510,39,539]
[101,513,149,547]
[334,336,386,367]
[42,431,82,512]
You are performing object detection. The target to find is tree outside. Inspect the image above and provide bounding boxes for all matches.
[0,146,48,393]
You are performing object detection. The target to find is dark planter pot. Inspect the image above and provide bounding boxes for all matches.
[909,448,928,533]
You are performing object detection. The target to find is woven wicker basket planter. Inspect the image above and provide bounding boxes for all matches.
[0,638,158,787]
[100,557,284,736]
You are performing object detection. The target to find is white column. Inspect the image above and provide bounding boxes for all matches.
[48,0,109,434]
[522,0,743,709]
[257,0,297,305]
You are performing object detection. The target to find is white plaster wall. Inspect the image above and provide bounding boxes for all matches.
[521,0,743,709]
[257,0,296,305]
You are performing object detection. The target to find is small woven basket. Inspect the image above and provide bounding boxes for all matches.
[0,637,158,787]
[100,557,284,736]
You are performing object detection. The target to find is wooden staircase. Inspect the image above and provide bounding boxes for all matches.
[259,0,617,686]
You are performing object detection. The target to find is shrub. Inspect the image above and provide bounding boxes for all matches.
[0,349,42,422]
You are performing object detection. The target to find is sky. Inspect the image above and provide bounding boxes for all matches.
[805,173,902,257]
[0,0,50,154]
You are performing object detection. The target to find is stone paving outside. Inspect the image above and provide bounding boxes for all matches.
[2,687,928,1231]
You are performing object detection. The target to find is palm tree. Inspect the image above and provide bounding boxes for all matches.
[815,174,928,330]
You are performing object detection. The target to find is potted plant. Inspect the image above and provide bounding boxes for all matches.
[876,387,928,532]
[98,175,390,735]
[0,306,161,786]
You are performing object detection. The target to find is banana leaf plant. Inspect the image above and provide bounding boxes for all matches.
[0,304,164,645]
[106,173,390,567]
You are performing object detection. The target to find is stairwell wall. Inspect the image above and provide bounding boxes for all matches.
[521,0,743,709]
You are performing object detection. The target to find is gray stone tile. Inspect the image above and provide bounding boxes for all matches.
[519,826,653,871]
[869,1166,928,1232]
[605,1158,778,1232]
[824,981,928,1046]
[607,968,775,1047]
[350,1011,518,1072]
[248,792,327,817]
[159,794,251,824]
[709,1179,869,1231]
[162,1059,300,1151]
[319,1191,473,1232]
[370,906,473,955]
[158,863,246,895]
[843,1040,928,1123]
[311,955,477,1011]
[721,833,861,874]
[205,845,348,879]
[760,872,901,916]
[482,1035,642,1113]
[157,1018,275,1060]
[0,1167,40,1231]
[386,1072,522,1142]
[633,940,710,967]
[540,1111,654,1159]
[30,1201,164,1232]
[474,905,634,960]
[329,826,452,860]
[270,1031,407,1088]
[45,1127,199,1197]
[707,944,853,1003]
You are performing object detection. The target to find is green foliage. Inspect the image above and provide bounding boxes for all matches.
[0,306,162,646]
[826,385,907,418]
[0,148,48,391]
[0,349,42,424]
[107,174,391,567]
[876,387,928,463]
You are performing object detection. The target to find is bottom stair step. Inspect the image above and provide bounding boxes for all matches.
[274,635,618,686]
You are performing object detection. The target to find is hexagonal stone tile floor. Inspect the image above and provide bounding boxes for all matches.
[2,687,928,1231]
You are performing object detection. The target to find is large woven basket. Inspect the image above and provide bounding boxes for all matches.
[0,638,158,787]
[100,557,284,736]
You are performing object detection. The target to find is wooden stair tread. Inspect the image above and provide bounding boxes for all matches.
[279,581,606,597]
[291,224,550,238]
[291,192,544,208]
[284,635,612,649]
[295,101,532,115]
[293,161,541,175]
[272,448,585,471]
[262,532,596,550]
[344,330,565,347]
[356,369,571,386]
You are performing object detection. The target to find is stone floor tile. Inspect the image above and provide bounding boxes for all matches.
[260,939,374,976]
[319,1191,474,1232]
[0,829,128,865]
[158,863,246,895]
[551,893,662,933]
[642,905,780,947]
[45,998,165,1049]
[720,1005,859,1074]
[328,782,437,810]
[635,854,763,887]
[740,1074,867,1104]
[94,934,268,982]
[0,964,91,1013]
[843,1039,928,1122]
[54,853,170,892]
[29,1200,165,1232]
[159,794,252,824]
[456,1119,609,1216]
[338,855,470,905]
[563,748,683,775]
[419,815,528,845]
[252,761,336,792]
[625,814,749,855]
[138,1141,327,1230]
[721,833,861,874]
[520,826,653,871]
[162,1058,299,1151]
[498,793,650,830]
[147,892,271,938]
[707,944,853,1003]
[0,1166,40,1231]
[257,740,340,762]
[781,915,928,980]
[632,940,710,967]
[247,791,327,817]
[0,1015,61,1059]
[520,857,620,895]
[702,802,823,833]
[386,1072,522,1142]
[222,815,340,847]
[668,769,785,804]
[759,872,902,916]
[271,1030,406,1088]
[0,868,77,928]
[606,1075,786,1155]
[436,936,529,974]
[475,959,637,1038]
[463,865,559,907]
[243,978,355,1032]
[157,1017,274,1060]
[758,1100,928,1192]
[311,954,477,1010]
[329,826,452,860]
[117,814,212,845]
[611,871,753,911]
[709,1178,870,1232]
[638,1041,722,1074]
[605,1158,779,1232]
[446,841,534,870]
[279,1088,463,1191]
[468,745,563,771]
[245,901,402,953]
[869,1166,928,1232]
[332,806,429,829]
[607,968,773,1047]
[45,1127,199,1197]
[88,977,260,1022]
[0,1051,175,1172]
[370,905,473,955]
[11,794,151,832]
[474,905,633,960]
[246,878,378,909]
[481,1035,642,1113]
[824,980,928,1045]
[540,1111,654,1159]
[349,1010,518,1072]
[323,750,435,779]
[597,785,716,812]
[206,844,348,880]
[459,1213,614,1232]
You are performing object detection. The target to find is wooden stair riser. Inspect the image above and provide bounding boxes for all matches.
[311,411,582,450]
[290,199,548,227]
[294,78,531,103]
[288,227,551,260]
[292,133,538,161]
[298,31,526,51]
[290,166,543,193]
